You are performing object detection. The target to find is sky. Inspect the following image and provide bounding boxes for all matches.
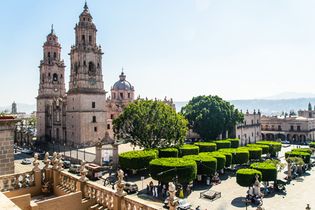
[2,0,315,105]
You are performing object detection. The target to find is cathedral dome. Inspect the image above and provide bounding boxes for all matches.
[112,72,134,91]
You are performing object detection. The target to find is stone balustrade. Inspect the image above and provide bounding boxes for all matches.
[124,196,160,210]
[58,172,78,193]
[84,182,115,210]
[0,171,35,192]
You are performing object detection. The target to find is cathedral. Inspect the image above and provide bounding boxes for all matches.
[36,3,135,146]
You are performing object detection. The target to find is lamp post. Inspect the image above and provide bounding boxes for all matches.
[63,143,66,157]
[76,145,79,160]
[52,141,55,152]
[70,142,72,160]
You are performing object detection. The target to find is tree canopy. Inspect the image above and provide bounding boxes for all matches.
[113,99,188,149]
[181,95,243,140]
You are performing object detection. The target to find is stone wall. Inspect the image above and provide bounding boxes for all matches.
[0,118,17,175]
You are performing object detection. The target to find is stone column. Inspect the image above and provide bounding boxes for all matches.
[95,142,102,165]
[112,143,119,170]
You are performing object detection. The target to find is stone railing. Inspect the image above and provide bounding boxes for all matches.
[83,182,115,210]
[58,172,78,193]
[0,171,35,192]
[124,196,160,210]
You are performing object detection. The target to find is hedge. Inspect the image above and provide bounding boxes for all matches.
[159,148,178,158]
[199,152,226,170]
[285,151,311,164]
[256,141,282,155]
[291,148,312,154]
[239,147,262,160]
[247,144,270,154]
[250,162,277,181]
[149,158,197,184]
[178,144,199,157]
[310,142,315,148]
[194,142,217,152]
[218,151,232,167]
[119,150,158,170]
[214,140,231,150]
[236,168,262,187]
[218,148,249,165]
[227,138,240,148]
[183,155,217,176]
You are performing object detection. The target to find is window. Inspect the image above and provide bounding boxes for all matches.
[92,102,95,108]
[290,125,294,131]
[251,120,254,125]
[82,35,85,43]
[89,35,92,43]
[92,116,96,123]
[120,93,123,99]
[297,126,301,131]
[54,52,57,59]
[48,52,51,58]
[252,132,253,137]
[238,135,240,139]
[53,73,58,82]
[110,114,114,119]
[94,127,97,132]
[107,124,110,129]
[113,93,116,99]
[88,62,96,76]
[278,125,282,131]
[84,60,86,66]
[128,93,131,98]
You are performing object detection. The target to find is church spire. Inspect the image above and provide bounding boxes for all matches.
[51,24,54,34]
[84,1,89,11]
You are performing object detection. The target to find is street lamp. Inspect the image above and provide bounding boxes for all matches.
[63,143,66,157]
[76,145,79,160]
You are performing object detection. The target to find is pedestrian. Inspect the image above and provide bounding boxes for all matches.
[152,186,156,197]
[155,186,158,197]
[146,184,150,194]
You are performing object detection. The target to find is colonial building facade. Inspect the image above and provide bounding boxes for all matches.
[36,3,135,146]
[261,103,315,143]
[235,110,262,145]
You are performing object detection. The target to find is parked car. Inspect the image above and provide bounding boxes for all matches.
[123,182,138,194]
[63,160,71,169]
[177,199,192,210]
[68,164,81,174]
[21,148,33,155]
[21,159,32,165]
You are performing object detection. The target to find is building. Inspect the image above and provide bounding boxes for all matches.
[11,102,17,114]
[235,110,261,145]
[36,3,136,146]
[261,103,315,143]
[0,116,18,175]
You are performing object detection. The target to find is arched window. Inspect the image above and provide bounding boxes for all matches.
[82,35,85,43]
[53,52,57,59]
[83,61,86,66]
[48,52,51,58]
[53,73,58,82]
[89,35,92,44]
[88,62,96,76]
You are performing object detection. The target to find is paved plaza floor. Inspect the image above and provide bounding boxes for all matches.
[14,144,315,210]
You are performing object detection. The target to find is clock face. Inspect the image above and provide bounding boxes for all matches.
[89,78,96,85]
[54,88,58,92]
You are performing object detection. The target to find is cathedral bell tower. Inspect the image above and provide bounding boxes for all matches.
[36,26,66,142]
[66,2,107,145]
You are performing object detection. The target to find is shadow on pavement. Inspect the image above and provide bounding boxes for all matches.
[14,153,32,160]
[231,196,247,208]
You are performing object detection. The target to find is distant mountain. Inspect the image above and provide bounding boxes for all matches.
[263,92,315,100]
[0,103,35,114]
[175,98,315,116]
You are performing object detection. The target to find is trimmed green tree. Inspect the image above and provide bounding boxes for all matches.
[236,169,262,187]
[239,147,262,160]
[159,148,179,158]
[309,142,315,148]
[183,155,217,176]
[214,140,231,150]
[178,144,199,157]
[199,152,226,170]
[291,148,312,154]
[149,158,197,184]
[119,150,158,170]
[250,162,277,182]
[113,99,188,149]
[194,142,217,152]
[256,141,282,156]
[285,151,311,164]
[227,138,240,148]
[181,95,243,140]
[247,144,269,155]
[219,148,249,165]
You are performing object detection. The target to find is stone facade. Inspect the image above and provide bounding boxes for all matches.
[261,103,315,143]
[235,110,261,146]
[0,117,17,175]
